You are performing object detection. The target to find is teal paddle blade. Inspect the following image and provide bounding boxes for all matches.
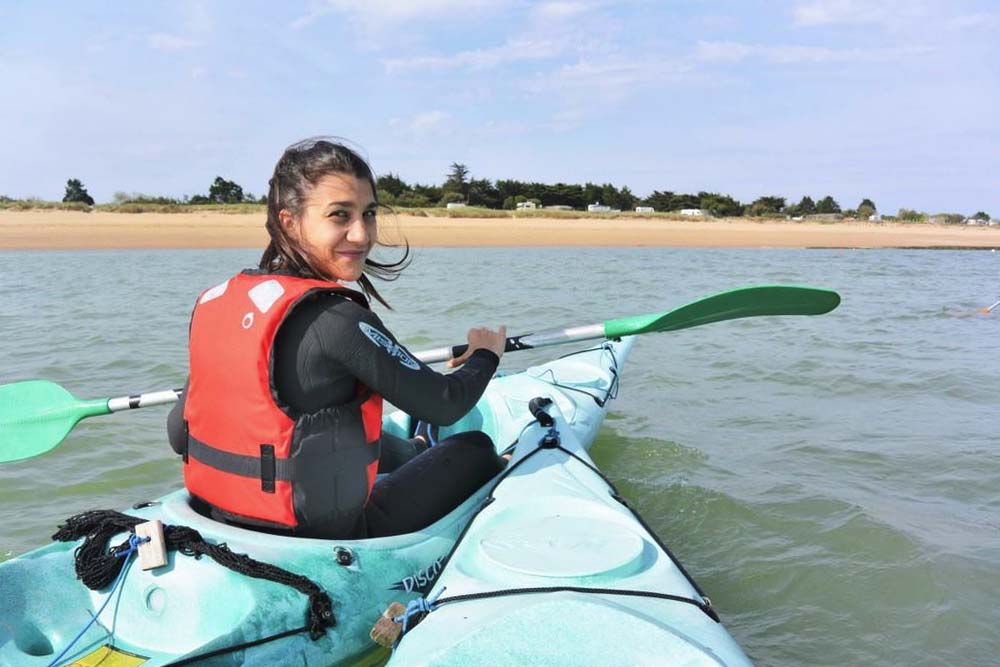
[603,285,840,338]
[0,380,109,462]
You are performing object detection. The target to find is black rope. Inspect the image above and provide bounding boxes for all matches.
[533,343,621,406]
[52,510,334,640]
[434,585,714,617]
[163,625,309,666]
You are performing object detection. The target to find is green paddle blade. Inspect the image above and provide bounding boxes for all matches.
[0,380,110,462]
[603,285,840,338]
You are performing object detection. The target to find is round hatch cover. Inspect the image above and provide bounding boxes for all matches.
[478,515,644,577]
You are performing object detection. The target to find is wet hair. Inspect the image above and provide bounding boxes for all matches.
[259,137,409,308]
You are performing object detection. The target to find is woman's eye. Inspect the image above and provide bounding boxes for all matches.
[363,210,377,221]
[330,210,350,220]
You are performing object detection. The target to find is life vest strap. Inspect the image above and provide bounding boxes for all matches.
[188,436,295,487]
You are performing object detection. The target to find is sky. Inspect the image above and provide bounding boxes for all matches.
[1,0,998,215]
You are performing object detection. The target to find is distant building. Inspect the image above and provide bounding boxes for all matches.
[869,214,882,222]
[516,201,537,210]
[679,208,703,216]
[635,206,655,213]
[587,202,611,212]
[544,204,574,211]
[804,213,842,222]
[446,202,467,209]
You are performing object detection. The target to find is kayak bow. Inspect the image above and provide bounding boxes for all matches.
[386,371,752,667]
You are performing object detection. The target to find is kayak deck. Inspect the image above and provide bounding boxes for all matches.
[0,340,632,667]
[387,364,751,667]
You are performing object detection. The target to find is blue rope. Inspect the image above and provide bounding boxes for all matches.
[414,420,438,447]
[46,534,150,667]
[392,586,446,645]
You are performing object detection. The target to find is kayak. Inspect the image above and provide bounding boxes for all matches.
[385,354,752,666]
[2,285,842,667]
[0,338,637,667]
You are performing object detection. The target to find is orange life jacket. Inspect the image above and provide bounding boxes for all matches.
[183,272,383,533]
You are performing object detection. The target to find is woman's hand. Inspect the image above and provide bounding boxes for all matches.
[447,325,507,368]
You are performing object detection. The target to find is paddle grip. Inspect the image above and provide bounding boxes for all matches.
[449,336,526,361]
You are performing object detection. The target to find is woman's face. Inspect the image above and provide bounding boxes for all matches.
[282,172,377,282]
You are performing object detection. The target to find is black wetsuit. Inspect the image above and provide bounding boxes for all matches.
[168,291,504,538]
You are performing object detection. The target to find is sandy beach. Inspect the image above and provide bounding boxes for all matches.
[1,210,998,250]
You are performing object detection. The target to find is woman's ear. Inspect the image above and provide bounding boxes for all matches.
[278,209,297,239]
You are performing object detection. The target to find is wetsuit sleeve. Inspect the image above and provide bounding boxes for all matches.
[167,378,190,456]
[315,298,499,425]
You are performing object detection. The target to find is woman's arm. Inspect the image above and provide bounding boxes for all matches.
[316,298,499,425]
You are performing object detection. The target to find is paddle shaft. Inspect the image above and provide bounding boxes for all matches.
[1,284,839,463]
[97,330,602,411]
[416,324,605,364]
[107,389,184,413]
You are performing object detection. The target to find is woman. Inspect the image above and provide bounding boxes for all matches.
[168,137,507,539]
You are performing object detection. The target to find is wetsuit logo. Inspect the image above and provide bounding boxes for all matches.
[390,556,445,592]
[358,322,420,370]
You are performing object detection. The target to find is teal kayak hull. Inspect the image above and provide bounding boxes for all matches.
[1,339,634,667]
[387,341,752,666]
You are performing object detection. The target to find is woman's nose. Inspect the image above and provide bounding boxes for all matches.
[346,217,368,243]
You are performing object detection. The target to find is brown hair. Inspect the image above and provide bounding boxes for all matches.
[259,137,409,308]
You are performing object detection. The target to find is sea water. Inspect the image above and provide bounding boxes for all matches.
[1,247,998,666]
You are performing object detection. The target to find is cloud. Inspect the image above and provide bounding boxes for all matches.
[291,0,504,29]
[696,40,932,65]
[147,33,200,51]
[532,1,593,21]
[947,13,999,31]
[524,55,693,109]
[383,37,565,73]
[389,111,452,134]
[792,0,927,28]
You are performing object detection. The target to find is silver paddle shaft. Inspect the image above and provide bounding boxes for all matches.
[107,389,183,412]
[415,323,606,364]
[102,325,608,413]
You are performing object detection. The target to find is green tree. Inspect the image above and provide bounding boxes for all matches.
[897,208,925,222]
[815,196,841,214]
[377,173,408,198]
[617,186,638,211]
[582,182,603,206]
[63,178,95,205]
[746,196,786,217]
[208,176,245,204]
[395,191,433,208]
[468,178,502,208]
[438,192,465,206]
[856,198,877,219]
[698,192,742,217]
[792,196,816,216]
[643,191,675,211]
[443,163,470,201]
[972,211,990,220]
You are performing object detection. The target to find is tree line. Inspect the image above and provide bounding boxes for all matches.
[32,166,991,222]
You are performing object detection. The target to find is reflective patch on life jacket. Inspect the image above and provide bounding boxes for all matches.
[199,278,230,304]
[358,322,420,370]
[248,279,285,314]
